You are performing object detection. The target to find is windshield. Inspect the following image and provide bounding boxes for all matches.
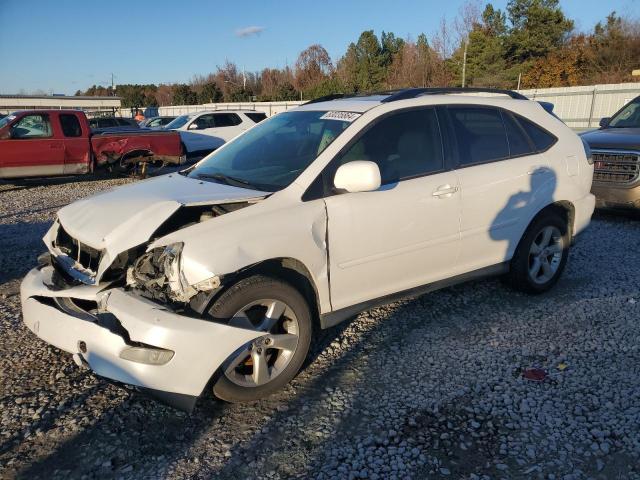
[0,113,17,129]
[609,98,640,128]
[164,115,190,130]
[187,110,354,192]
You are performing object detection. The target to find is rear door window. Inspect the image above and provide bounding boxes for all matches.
[192,114,215,129]
[116,118,135,127]
[516,116,557,152]
[99,118,117,128]
[60,114,83,137]
[448,107,509,166]
[214,113,242,127]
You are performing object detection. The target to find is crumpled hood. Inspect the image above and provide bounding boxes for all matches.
[580,128,640,150]
[57,173,266,254]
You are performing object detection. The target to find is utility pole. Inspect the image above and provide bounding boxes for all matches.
[461,38,469,88]
[517,72,522,90]
[111,73,116,95]
[242,66,247,90]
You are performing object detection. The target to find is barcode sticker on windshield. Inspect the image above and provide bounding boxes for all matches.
[320,111,361,122]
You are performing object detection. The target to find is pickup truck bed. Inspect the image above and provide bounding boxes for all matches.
[0,110,184,179]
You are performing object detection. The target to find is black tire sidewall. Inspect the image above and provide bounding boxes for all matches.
[509,211,570,294]
[207,275,312,402]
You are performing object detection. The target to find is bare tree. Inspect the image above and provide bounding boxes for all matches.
[454,0,482,44]
[294,44,333,93]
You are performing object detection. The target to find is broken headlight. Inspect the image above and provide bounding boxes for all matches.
[128,242,220,303]
[128,242,191,302]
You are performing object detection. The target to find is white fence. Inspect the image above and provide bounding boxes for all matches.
[154,82,640,130]
[517,83,640,129]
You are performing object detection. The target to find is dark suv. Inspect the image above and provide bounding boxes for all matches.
[88,117,140,131]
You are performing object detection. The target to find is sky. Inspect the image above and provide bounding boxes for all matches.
[0,0,637,95]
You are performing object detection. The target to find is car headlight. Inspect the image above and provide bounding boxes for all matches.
[129,242,191,302]
[128,242,220,303]
[159,242,190,297]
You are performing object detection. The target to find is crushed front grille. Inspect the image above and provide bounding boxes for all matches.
[54,226,102,273]
[593,151,640,186]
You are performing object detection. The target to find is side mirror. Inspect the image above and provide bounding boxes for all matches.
[188,123,199,130]
[334,161,381,193]
[599,117,610,128]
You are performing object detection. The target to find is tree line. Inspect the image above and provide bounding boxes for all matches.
[76,0,640,108]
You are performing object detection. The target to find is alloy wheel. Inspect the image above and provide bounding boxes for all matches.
[223,299,300,388]
[528,225,564,285]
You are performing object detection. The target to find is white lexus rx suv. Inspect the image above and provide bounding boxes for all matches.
[21,88,595,411]
[164,110,267,156]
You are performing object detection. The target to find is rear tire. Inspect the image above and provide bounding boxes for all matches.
[507,210,570,294]
[206,275,312,403]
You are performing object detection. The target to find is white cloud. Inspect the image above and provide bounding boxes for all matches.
[235,26,266,38]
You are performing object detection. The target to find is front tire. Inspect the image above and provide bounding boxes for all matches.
[206,275,312,402]
[507,210,570,294]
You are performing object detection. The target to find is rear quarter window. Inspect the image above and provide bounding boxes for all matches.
[214,113,242,127]
[60,114,83,137]
[516,115,557,152]
[245,112,267,123]
[502,112,535,157]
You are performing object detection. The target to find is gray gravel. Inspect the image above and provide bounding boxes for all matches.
[1,174,639,479]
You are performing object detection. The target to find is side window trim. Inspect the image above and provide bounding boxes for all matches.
[302,106,449,202]
[500,110,537,159]
[435,106,458,172]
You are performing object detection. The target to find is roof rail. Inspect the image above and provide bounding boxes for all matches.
[304,93,351,105]
[381,87,529,102]
[304,90,401,105]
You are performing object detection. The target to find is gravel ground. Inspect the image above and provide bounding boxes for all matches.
[0,173,639,480]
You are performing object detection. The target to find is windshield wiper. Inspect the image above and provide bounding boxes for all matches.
[197,172,258,189]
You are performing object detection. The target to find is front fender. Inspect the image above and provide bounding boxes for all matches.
[150,197,331,314]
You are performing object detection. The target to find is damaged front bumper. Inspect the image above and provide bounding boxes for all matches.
[21,265,265,411]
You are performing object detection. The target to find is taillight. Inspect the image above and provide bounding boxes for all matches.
[581,138,593,164]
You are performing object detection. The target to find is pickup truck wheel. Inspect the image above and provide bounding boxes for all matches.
[206,275,312,402]
[507,211,570,294]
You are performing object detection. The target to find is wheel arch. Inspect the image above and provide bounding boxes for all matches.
[551,200,575,240]
[120,148,153,164]
[199,257,322,331]
[512,200,574,261]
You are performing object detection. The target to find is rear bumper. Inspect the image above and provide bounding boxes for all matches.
[21,266,264,410]
[592,183,640,210]
[573,193,596,236]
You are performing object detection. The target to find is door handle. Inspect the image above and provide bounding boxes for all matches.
[49,142,64,149]
[432,185,458,198]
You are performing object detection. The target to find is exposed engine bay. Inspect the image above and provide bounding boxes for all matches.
[49,200,259,309]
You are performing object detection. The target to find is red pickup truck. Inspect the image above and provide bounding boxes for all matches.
[0,110,185,179]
